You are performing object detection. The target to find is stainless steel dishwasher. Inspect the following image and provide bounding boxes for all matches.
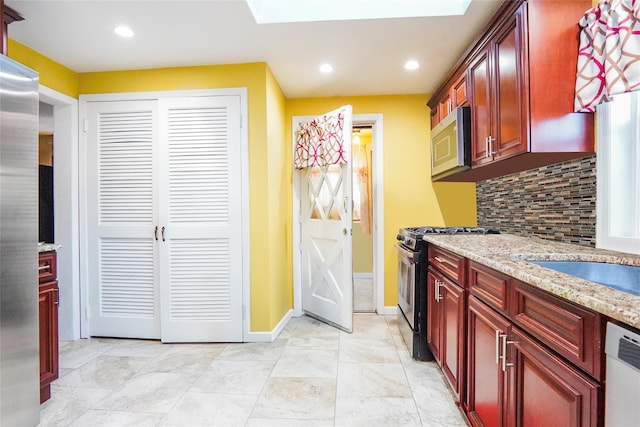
[605,322,640,426]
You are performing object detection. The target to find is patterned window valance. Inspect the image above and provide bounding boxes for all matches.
[575,0,640,112]
[294,107,348,170]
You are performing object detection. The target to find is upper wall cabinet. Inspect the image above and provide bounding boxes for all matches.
[428,0,594,182]
[1,2,23,55]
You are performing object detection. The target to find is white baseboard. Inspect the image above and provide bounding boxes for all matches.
[353,273,374,279]
[244,309,293,343]
[377,305,398,316]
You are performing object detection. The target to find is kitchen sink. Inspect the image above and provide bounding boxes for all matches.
[530,261,640,297]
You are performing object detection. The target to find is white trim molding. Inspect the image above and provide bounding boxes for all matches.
[596,92,640,255]
[244,309,293,342]
[39,85,80,341]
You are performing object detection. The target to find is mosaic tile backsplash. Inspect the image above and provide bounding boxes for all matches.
[476,156,596,247]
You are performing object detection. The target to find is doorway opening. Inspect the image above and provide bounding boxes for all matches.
[39,102,55,244]
[351,126,374,313]
[293,113,384,320]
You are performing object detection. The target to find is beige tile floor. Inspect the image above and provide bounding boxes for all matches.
[353,278,374,313]
[38,314,468,427]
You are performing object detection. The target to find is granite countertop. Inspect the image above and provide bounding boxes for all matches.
[422,234,640,329]
[38,243,61,253]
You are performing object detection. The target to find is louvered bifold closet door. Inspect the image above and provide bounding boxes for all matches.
[86,101,161,339]
[157,96,243,342]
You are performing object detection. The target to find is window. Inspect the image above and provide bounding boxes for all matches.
[596,91,640,254]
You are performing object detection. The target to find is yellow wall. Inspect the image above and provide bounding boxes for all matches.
[265,67,292,328]
[287,96,476,306]
[7,39,78,98]
[353,225,373,273]
[9,37,477,327]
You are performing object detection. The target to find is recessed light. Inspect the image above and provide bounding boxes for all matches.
[405,60,420,71]
[114,25,134,38]
[319,63,334,74]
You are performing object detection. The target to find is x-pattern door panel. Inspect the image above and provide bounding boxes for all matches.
[300,107,353,332]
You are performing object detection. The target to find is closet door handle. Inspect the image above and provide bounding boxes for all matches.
[161,226,165,242]
[154,225,158,241]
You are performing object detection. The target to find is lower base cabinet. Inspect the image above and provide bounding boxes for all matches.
[427,270,465,399]
[466,295,600,427]
[466,295,510,426]
[38,251,59,404]
[510,328,600,427]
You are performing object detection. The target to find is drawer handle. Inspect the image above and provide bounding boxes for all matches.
[38,265,50,271]
[434,256,445,263]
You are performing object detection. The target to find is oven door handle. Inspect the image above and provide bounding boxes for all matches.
[395,244,419,264]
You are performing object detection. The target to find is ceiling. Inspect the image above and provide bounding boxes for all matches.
[5,0,503,98]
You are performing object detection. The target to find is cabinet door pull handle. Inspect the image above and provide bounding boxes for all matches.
[485,136,490,158]
[161,226,165,242]
[501,334,515,372]
[154,225,158,241]
[434,256,445,263]
[435,280,442,302]
[488,136,497,156]
[38,265,49,271]
[495,330,501,365]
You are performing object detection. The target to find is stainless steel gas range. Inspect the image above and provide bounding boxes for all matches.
[395,226,500,361]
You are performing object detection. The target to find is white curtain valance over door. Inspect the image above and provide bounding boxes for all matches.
[575,0,640,112]
[294,106,349,169]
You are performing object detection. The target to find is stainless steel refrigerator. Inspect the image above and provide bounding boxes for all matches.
[0,54,40,426]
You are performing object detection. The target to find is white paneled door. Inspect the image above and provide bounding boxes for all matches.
[158,97,242,342]
[300,106,353,332]
[85,95,243,342]
[86,100,160,339]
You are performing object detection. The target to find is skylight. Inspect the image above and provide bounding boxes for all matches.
[245,0,473,24]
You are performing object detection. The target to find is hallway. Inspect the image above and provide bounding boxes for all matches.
[39,314,466,426]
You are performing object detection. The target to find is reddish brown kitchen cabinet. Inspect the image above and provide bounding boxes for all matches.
[466,295,511,427]
[427,271,442,362]
[430,75,468,129]
[38,251,59,404]
[430,107,439,130]
[453,75,468,107]
[427,268,465,400]
[509,327,600,427]
[510,280,603,381]
[1,2,23,55]
[428,0,594,181]
[427,245,467,400]
[469,9,526,168]
[467,295,600,427]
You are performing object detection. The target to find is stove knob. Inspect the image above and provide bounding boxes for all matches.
[396,234,405,242]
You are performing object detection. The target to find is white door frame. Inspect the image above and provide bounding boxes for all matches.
[293,113,385,316]
[79,88,250,340]
[39,85,80,341]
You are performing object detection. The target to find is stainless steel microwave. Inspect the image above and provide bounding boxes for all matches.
[430,106,471,180]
